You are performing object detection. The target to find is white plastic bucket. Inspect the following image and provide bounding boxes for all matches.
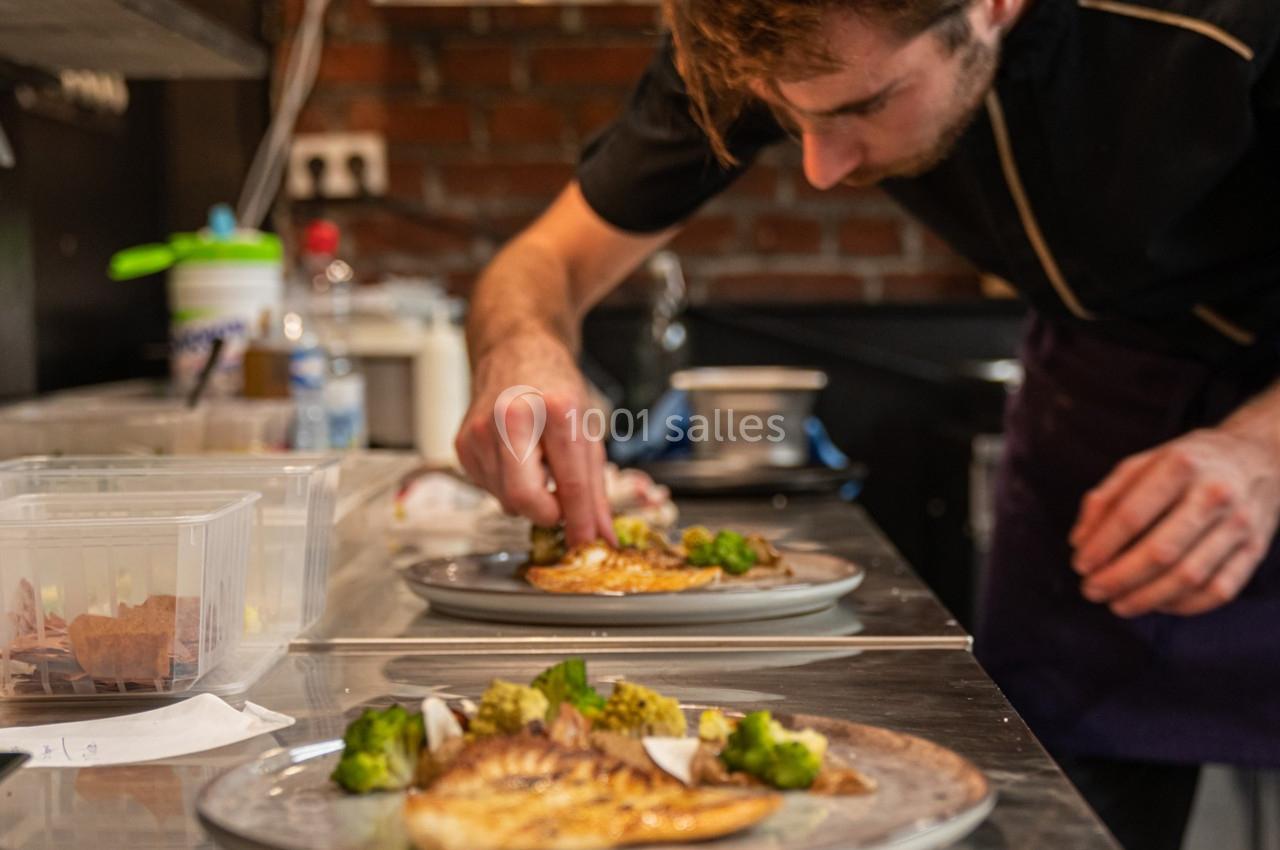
[169,261,283,396]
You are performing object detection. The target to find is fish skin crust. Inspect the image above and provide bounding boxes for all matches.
[403,733,781,850]
[526,545,722,595]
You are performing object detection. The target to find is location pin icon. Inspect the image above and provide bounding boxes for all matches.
[493,385,547,464]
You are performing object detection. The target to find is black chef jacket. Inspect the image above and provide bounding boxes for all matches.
[576,0,1280,765]
[578,0,1280,363]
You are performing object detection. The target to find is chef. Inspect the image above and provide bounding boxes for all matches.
[454,1,1280,847]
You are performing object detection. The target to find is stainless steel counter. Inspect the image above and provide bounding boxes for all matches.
[0,649,1118,849]
[0,459,1115,849]
[298,497,970,649]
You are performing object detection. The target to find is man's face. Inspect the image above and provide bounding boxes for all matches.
[760,5,1003,189]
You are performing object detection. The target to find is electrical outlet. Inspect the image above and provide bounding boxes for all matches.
[287,132,388,199]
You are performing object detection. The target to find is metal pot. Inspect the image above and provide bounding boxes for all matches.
[670,367,828,467]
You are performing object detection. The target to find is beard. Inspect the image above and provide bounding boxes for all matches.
[841,35,999,187]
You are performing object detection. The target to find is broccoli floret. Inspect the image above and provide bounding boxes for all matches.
[612,516,651,549]
[767,741,824,789]
[698,708,734,743]
[331,704,425,794]
[682,527,758,574]
[531,658,607,720]
[470,679,550,737]
[530,525,566,565]
[595,680,687,738]
[719,710,826,790]
[712,530,757,575]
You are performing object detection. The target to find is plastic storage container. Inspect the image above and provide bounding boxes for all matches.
[0,491,257,698]
[110,226,285,398]
[0,400,206,459]
[204,399,294,452]
[0,455,340,643]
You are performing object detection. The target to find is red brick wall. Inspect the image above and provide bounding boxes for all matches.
[277,0,981,305]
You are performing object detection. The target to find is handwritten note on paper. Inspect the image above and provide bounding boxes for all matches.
[0,693,294,767]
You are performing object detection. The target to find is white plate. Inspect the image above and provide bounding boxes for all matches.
[196,711,993,850]
[401,550,865,626]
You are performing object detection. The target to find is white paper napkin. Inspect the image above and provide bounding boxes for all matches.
[0,693,295,768]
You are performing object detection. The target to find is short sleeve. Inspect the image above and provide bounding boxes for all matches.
[576,34,786,233]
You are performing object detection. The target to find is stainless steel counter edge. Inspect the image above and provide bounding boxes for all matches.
[288,634,973,654]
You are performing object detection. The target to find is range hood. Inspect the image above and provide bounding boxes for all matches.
[0,0,267,79]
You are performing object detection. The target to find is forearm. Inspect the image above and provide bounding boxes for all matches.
[466,236,583,368]
[466,180,676,375]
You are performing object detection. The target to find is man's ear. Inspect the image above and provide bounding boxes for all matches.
[974,0,1026,38]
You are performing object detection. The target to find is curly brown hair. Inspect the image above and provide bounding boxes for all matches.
[662,0,974,164]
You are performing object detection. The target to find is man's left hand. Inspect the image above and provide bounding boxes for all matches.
[1070,426,1280,617]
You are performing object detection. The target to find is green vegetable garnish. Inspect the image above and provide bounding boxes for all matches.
[712,530,757,575]
[331,705,425,794]
[683,527,758,574]
[470,680,549,737]
[531,658,607,720]
[683,525,716,566]
[720,710,827,790]
[596,680,687,738]
[612,516,652,549]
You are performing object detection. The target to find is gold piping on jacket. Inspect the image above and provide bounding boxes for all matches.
[1192,304,1256,346]
[1078,0,1254,62]
[985,91,1096,320]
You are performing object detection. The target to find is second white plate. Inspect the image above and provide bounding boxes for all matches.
[401,550,865,626]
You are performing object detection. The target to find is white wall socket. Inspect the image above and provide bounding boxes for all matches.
[287,132,388,199]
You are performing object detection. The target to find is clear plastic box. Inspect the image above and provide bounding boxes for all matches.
[0,400,206,458]
[0,456,341,644]
[0,491,258,698]
[204,399,294,453]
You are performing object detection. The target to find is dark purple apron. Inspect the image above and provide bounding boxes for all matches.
[975,314,1280,766]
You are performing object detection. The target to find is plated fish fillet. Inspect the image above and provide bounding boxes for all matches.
[526,543,721,595]
[403,733,781,850]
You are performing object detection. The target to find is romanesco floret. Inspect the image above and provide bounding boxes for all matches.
[331,704,425,794]
[612,516,651,549]
[698,708,734,743]
[719,710,827,790]
[469,679,549,737]
[682,526,714,563]
[595,680,687,738]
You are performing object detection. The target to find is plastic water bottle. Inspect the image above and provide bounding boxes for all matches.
[326,350,366,449]
[290,334,329,451]
[301,220,367,450]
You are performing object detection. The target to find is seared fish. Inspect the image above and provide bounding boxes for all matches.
[403,733,781,850]
[526,543,721,595]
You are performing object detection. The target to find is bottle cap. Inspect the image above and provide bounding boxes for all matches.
[304,220,341,257]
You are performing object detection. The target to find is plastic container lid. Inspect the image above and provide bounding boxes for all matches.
[110,230,283,281]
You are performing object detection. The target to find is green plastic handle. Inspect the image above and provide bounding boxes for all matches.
[108,243,178,281]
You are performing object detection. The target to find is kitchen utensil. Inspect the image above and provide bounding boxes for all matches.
[187,336,226,408]
[670,367,828,467]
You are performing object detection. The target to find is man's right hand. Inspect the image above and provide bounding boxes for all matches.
[455,181,676,546]
[455,332,615,547]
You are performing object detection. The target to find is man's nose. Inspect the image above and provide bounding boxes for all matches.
[801,132,862,190]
